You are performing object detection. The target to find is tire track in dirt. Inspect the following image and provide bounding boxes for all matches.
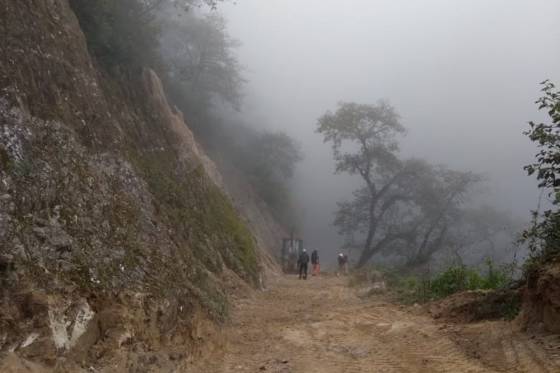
[196,275,558,373]
[511,339,552,373]
[448,319,560,373]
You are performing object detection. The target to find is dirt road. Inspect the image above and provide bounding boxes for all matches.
[200,274,560,373]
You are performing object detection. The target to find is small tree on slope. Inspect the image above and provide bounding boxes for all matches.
[523,80,560,267]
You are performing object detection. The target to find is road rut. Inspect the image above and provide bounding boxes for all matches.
[199,275,559,373]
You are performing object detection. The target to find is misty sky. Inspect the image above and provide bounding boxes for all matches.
[220,0,560,258]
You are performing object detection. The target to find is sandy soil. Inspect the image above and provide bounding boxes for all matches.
[197,274,560,373]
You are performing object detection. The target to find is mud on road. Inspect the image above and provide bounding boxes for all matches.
[197,275,560,373]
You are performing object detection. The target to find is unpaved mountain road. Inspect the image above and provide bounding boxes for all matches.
[197,275,560,373]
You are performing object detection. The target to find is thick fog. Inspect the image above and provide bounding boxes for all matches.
[220,0,560,260]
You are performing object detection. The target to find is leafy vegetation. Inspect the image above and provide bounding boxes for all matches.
[429,261,511,298]
[522,81,560,273]
[380,260,513,304]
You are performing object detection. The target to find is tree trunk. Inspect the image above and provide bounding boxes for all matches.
[406,224,448,268]
[358,197,377,267]
[356,232,402,268]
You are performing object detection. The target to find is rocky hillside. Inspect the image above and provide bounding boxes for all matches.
[0,1,284,371]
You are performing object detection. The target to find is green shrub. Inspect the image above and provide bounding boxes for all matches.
[384,260,513,304]
[430,266,483,298]
[521,81,560,274]
[482,259,510,289]
[397,276,432,304]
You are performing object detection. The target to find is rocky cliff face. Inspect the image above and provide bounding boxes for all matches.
[0,1,282,371]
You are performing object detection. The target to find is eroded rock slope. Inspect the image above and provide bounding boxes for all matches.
[0,1,280,371]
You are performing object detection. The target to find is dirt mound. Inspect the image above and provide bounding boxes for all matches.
[519,260,560,333]
[428,289,522,323]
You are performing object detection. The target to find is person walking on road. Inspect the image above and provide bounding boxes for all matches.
[337,253,348,276]
[311,249,320,276]
[298,249,310,280]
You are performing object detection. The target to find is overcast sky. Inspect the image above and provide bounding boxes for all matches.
[220,0,560,257]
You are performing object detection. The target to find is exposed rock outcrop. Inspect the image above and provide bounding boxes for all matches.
[0,0,281,371]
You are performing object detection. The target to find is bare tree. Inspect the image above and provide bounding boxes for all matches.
[317,102,417,267]
[318,102,484,268]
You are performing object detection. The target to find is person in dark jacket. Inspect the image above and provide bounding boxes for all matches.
[298,249,310,280]
[311,249,320,276]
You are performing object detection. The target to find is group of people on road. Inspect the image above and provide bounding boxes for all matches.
[296,249,348,279]
[297,249,320,279]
